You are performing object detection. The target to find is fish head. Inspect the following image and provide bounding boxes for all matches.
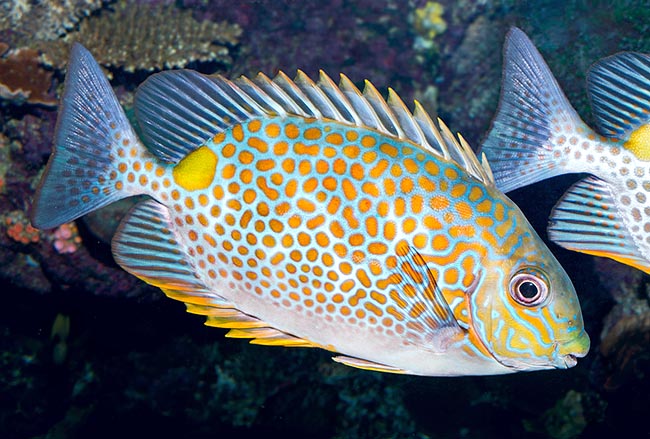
[470,207,590,372]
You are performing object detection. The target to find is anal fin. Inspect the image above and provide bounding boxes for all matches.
[113,199,320,347]
[226,327,319,348]
[549,176,650,273]
[113,200,221,300]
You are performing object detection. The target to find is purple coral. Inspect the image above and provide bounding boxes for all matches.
[51,222,82,254]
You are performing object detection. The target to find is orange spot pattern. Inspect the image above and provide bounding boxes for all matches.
[113,115,522,345]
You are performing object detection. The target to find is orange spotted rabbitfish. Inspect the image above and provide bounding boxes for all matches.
[31,43,589,376]
[482,28,650,274]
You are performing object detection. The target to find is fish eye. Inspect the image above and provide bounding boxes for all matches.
[509,270,549,306]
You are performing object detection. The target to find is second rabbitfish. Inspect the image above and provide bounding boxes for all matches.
[482,27,650,274]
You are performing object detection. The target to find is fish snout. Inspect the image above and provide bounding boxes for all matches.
[554,331,590,368]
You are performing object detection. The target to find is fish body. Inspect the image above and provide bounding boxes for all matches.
[482,27,650,274]
[31,43,589,376]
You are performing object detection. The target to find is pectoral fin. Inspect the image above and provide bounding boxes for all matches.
[388,245,464,350]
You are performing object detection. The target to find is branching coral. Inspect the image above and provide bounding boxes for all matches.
[0,0,107,43]
[37,3,242,72]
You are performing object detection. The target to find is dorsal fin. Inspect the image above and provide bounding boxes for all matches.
[134,69,494,185]
[588,52,650,139]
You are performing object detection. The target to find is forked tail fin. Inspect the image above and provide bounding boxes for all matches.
[31,43,144,229]
[480,27,584,193]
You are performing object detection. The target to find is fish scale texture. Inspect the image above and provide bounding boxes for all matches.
[115,115,516,341]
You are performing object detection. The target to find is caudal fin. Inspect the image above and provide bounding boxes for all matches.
[480,27,584,193]
[31,43,143,229]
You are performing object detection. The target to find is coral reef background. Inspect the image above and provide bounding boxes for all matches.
[2,0,650,438]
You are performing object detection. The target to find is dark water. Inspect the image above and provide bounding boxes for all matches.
[2,1,650,438]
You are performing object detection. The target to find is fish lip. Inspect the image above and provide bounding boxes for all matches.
[553,334,589,369]
[497,342,587,371]
[560,354,578,368]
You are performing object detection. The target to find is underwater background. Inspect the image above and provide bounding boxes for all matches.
[1,0,650,437]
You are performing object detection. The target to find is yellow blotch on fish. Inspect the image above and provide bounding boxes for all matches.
[172,145,218,191]
[624,124,650,161]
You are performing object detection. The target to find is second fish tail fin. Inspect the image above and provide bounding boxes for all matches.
[31,43,148,230]
[480,27,586,193]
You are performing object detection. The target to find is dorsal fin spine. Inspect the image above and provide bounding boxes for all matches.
[298,70,344,120]
[362,79,398,135]
[387,88,422,143]
[318,71,362,125]
[134,67,493,184]
[274,71,321,117]
[340,74,384,131]
[235,76,285,116]
[255,72,302,115]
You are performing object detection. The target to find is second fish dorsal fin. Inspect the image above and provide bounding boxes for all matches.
[112,199,320,347]
[588,52,650,141]
[134,69,494,184]
[549,176,650,273]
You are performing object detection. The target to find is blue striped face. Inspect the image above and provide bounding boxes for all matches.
[469,212,589,370]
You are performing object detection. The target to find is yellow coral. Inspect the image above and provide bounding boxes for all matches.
[412,1,447,51]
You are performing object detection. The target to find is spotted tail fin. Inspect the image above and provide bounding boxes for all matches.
[480,27,584,193]
[31,43,145,229]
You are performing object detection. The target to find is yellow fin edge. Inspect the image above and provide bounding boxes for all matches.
[332,355,408,374]
[163,289,321,348]
[570,248,650,274]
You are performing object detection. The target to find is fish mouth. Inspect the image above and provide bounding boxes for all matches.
[558,354,578,369]
[553,331,590,369]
